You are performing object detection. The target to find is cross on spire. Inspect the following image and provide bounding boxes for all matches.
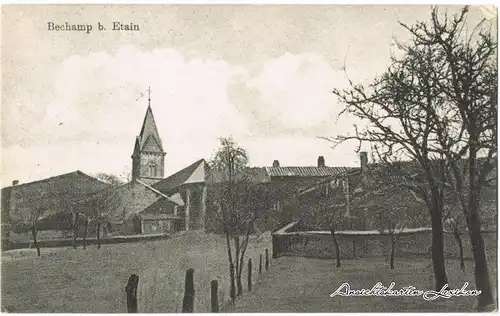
[147,86,151,106]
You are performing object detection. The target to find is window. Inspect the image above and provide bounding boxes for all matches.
[148,162,156,177]
[273,200,281,211]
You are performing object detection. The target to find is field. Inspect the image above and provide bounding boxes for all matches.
[1,231,272,313]
[225,256,498,313]
[2,231,497,313]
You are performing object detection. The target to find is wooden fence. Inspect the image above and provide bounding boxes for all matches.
[3,233,171,251]
[124,248,272,313]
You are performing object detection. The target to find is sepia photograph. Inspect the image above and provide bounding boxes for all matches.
[0,3,498,313]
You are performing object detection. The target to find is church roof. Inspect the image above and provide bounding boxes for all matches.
[153,159,208,193]
[136,105,164,152]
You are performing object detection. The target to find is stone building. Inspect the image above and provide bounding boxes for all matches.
[1,171,111,243]
[79,179,184,236]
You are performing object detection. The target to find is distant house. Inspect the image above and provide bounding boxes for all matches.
[1,171,111,242]
[202,158,355,232]
[296,152,498,231]
[264,157,354,225]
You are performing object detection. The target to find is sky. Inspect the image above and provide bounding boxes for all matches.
[0,4,494,186]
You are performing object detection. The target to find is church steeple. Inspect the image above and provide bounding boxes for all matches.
[131,87,166,184]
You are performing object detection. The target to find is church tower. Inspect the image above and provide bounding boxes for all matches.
[131,88,166,184]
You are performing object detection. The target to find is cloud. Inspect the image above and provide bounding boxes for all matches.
[247,53,342,131]
[229,52,363,139]
[2,47,367,185]
[240,135,361,168]
[44,45,250,145]
[2,45,251,183]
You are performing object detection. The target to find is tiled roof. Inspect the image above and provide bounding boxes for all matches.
[208,167,271,184]
[136,180,184,206]
[265,166,354,178]
[153,159,207,193]
[298,168,362,195]
[1,170,109,190]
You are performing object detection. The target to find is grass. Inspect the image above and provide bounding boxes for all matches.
[1,231,272,313]
[224,256,497,313]
[3,232,496,313]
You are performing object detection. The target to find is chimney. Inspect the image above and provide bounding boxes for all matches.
[317,156,325,167]
[12,180,19,186]
[272,160,280,167]
[360,151,368,170]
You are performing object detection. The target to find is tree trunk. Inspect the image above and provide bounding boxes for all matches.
[234,236,242,296]
[390,234,395,270]
[31,220,40,257]
[225,231,236,302]
[330,229,341,268]
[83,219,88,250]
[96,222,101,249]
[247,258,252,292]
[72,213,79,250]
[453,230,465,271]
[236,275,243,297]
[467,200,494,310]
[430,209,448,290]
[465,143,494,310]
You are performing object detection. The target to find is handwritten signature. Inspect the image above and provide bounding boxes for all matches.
[330,282,481,301]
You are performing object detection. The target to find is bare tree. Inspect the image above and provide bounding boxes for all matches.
[371,190,410,270]
[29,208,42,256]
[208,137,268,299]
[10,199,49,257]
[348,162,428,270]
[330,7,496,307]
[401,7,497,309]
[93,173,127,186]
[298,174,353,268]
[443,207,467,271]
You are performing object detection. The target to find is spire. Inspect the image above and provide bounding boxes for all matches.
[137,87,164,152]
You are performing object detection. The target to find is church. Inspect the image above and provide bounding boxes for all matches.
[90,93,210,235]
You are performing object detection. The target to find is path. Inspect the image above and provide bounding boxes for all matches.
[223,256,491,313]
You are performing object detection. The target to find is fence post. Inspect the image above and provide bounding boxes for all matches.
[259,254,262,274]
[265,249,269,271]
[182,268,195,313]
[248,258,252,292]
[210,280,219,313]
[125,274,139,313]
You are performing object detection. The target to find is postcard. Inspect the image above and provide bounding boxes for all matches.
[1,4,497,313]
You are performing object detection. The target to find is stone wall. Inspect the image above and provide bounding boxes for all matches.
[274,230,497,261]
